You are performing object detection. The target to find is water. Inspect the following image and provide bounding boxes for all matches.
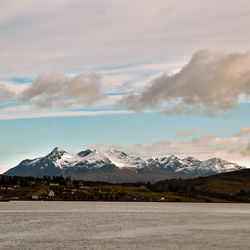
[0,202,249,250]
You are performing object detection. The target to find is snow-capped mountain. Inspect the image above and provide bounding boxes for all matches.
[186,157,244,176]
[54,148,112,169]
[4,147,245,183]
[148,155,244,176]
[147,155,189,171]
[39,147,146,169]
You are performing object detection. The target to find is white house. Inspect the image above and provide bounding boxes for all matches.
[48,190,55,197]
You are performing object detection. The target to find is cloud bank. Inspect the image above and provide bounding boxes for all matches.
[1,49,250,117]
[93,134,250,165]
[2,0,250,79]
[121,49,250,116]
[21,72,105,108]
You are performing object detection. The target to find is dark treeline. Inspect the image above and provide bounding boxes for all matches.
[0,175,112,187]
[0,175,152,187]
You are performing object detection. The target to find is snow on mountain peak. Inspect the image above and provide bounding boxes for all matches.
[147,154,245,176]
[81,150,110,164]
[54,152,82,168]
[45,147,66,162]
[51,147,65,153]
[104,149,146,168]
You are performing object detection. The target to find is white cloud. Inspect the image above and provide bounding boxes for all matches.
[177,128,201,137]
[100,63,183,75]
[0,108,133,120]
[242,143,250,156]
[235,127,250,137]
[121,49,250,116]
[0,83,15,102]
[0,72,130,111]
[21,72,105,108]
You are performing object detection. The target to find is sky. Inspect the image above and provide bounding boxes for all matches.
[0,0,250,172]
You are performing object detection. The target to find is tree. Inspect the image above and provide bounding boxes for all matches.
[109,194,114,201]
[105,193,109,200]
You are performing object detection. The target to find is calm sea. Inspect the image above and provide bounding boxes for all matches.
[0,201,249,249]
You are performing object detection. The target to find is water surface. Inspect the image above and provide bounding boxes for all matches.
[0,202,249,249]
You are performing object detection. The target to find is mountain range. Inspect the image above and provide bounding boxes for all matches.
[4,147,245,183]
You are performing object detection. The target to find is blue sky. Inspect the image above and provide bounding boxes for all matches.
[1,104,250,170]
[0,0,250,171]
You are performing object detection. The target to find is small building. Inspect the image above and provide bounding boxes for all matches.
[158,197,167,202]
[48,190,55,197]
[80,186,91,189]
[10,196,19,200]
[50,183,59,186]
[1,186,13,190]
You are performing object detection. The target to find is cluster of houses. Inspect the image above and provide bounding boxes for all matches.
[0,184,56,201]
[0,181,168,202]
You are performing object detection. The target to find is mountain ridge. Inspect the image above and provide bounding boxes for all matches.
[4,147,245,183]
